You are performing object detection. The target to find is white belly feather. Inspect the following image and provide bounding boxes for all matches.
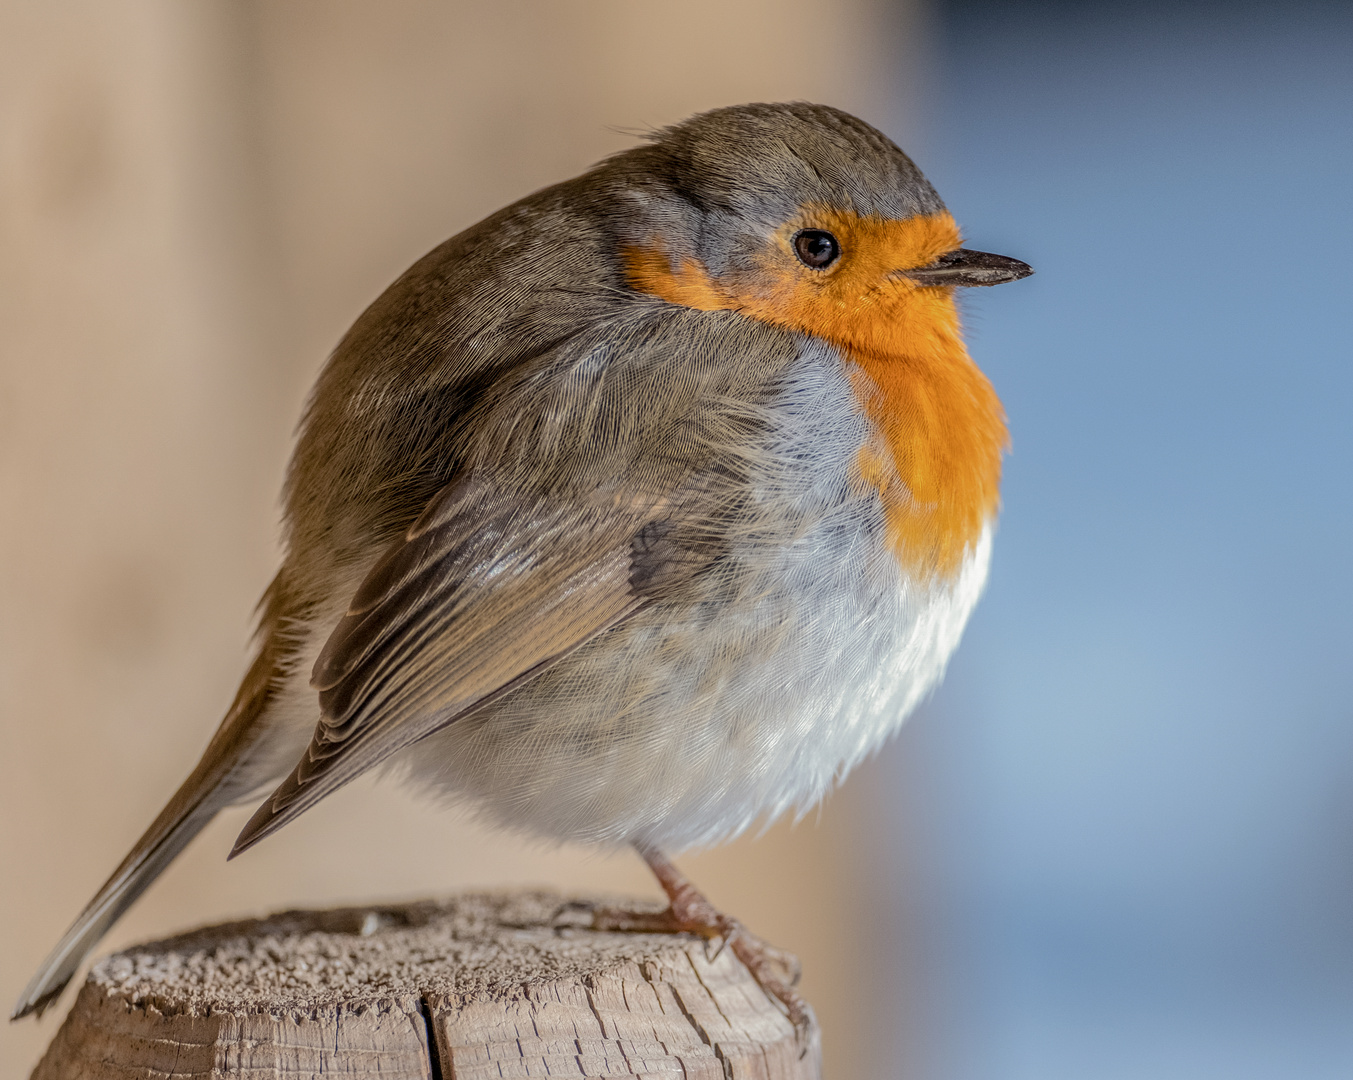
[391,339,993,851]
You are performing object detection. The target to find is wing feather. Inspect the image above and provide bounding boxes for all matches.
[230,481,657,855]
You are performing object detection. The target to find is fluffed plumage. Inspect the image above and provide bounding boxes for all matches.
[14,101,1031,1022]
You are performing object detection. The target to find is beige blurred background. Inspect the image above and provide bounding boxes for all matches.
[0,2,928,1075]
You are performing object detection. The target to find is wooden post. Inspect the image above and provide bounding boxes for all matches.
[31,891,820,1079]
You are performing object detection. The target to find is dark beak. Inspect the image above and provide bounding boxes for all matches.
[903,248,1034,287]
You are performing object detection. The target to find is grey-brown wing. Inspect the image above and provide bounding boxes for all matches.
[230,479,660,856]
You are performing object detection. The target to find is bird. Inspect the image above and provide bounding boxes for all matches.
[12,101,1031,1035]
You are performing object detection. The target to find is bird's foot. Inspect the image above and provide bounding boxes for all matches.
[583,848,815,1053]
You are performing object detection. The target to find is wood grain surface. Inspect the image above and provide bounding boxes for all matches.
[31,892,820,1079]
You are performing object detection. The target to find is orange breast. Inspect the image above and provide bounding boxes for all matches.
[848,302,1007,581]
[624,208,1007,582]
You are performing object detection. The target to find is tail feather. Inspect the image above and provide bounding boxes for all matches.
[11,634,282,1021]
[10,793,221,1019]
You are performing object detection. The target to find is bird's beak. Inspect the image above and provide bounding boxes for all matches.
[902,248,1034,287]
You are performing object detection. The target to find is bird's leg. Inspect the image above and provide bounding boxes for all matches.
[586,844,814,1046]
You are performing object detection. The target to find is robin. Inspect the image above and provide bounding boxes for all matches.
[13,102,1031,1037]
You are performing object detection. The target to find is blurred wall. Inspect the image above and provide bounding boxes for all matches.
[0,1,928,1076]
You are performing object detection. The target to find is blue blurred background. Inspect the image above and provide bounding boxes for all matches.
[889,2,1353,1077]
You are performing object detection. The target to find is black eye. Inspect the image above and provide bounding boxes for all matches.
[793,229,841,269]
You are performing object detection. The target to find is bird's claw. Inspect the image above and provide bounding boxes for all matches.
[590,898,811,1051]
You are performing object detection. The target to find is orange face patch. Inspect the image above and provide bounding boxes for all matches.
[624,207,1007,581]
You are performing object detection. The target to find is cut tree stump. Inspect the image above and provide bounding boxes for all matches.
[31,891,820,1079]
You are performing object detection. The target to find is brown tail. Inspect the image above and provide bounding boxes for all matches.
[11,644,278,1021]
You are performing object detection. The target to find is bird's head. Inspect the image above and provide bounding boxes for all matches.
[605,101,1031,360]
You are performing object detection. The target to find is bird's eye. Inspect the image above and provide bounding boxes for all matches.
[793,229,841,270]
